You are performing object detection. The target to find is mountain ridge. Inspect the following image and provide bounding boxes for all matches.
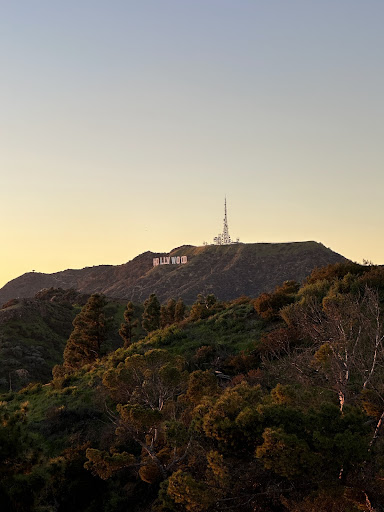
[0,241,347,305]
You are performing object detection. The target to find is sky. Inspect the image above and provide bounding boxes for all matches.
[1,0,383,288]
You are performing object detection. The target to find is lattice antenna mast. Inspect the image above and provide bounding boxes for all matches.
[222,196,231,244]
[211,196,239,245]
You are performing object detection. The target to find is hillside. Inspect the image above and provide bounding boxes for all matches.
[2,262,384,511]
[0,289,128,392]
[0,293,78,391]
[0,242,346,305]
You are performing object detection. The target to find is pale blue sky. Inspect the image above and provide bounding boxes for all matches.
[1,1,383,286]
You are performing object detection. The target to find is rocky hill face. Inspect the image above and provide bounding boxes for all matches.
[0,242,347,305]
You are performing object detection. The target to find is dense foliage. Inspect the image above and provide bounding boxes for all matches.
[3,263,384,511]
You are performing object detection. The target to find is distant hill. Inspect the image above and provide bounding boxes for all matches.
[0,242,347,305]
[0,288,128,391]
[0,291,81,390]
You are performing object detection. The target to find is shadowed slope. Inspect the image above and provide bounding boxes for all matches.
[0,242,347,305]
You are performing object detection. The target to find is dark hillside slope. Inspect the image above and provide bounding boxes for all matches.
[0,289,128,391]
[0,296,77,390]
[0,242,347,305]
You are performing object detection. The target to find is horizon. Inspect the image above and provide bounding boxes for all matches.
[2,1,384,288]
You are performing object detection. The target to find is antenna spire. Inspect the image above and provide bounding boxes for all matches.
[211,197,239,245]
[222,196,230,244]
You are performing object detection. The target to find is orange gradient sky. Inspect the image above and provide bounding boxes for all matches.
[1,1,384,288]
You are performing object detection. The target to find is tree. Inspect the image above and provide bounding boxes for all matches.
[161,298,177,328]
[256,427,318,479]
[167,298,176,324]
[189,294,219,321]
[84,449,135,480]
[160,298,185,328]
[167,470,214,512]
[292,289,384,414]
[119,301,138,348]
[198,382,263,447]
[174,298,186,323]
[62,294,107,370]
[160,305,168,329]
[142,293,161,333]
[279,286,384,452]
[103,349,186,412]
[254,281,299,321]
[101,349,189,481]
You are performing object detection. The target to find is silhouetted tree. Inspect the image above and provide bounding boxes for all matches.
[160,305,168,329]
[160,298,178,328]
[166,298,176,324]
[119,301,138,348]
[174,298,186,323]
[62,294,107,370]
[142,293,161,333]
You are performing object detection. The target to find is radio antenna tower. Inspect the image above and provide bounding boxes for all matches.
[212,197,240,245]
[222,196,230,244]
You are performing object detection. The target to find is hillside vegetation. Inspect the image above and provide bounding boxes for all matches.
[3,262,384,511]
[0,289,140,392]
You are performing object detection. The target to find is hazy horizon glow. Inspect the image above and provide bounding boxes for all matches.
[1,1,384,288]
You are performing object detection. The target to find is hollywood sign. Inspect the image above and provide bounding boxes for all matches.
[153,255,188,266]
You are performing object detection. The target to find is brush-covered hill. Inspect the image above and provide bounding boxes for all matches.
[0,241,347,305]
[2,262,384,511]
[0,288,128,391]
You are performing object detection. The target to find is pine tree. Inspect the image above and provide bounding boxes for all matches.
[174,298,186,323]
[63,294,107,370]
[142,293,161,333]
[160,305,168,329]
[166,298,176,323]
[119,301,138,348]
[160,298,177,328]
